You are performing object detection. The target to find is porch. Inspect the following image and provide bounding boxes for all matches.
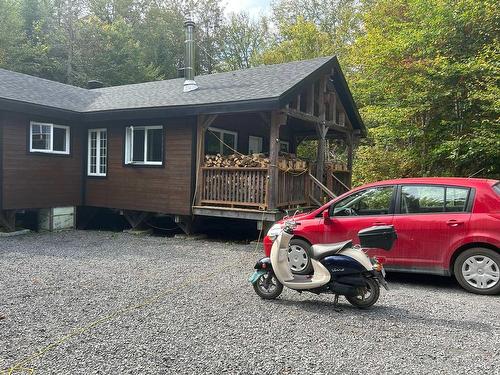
[192,69,361,222]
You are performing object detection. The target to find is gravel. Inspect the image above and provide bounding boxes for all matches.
[0,230,499,374]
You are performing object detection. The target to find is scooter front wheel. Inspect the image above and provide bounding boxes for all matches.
[346,278,380,309]
[253,272,283,299]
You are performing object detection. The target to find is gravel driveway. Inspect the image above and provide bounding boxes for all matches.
[0,230,499,374]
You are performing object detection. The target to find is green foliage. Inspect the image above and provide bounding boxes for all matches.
[349,0,500,184]
[258,17,334,64]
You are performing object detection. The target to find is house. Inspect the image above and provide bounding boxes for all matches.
[0,22,365,233]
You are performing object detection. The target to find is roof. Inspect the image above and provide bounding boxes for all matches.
[0,56,365,132]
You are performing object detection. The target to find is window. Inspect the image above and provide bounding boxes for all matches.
[401,185,445,214]
[280,141,290,153]
[88,129,107,176]
[400,185,469,214]
[30,122,70,154]
[248,136,263,154]
[205,127,237,155]
[125,126,163,165]
[445,187,469,212]
[493,183,500,197]
[333,186,395,216]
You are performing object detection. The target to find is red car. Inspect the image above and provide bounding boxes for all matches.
[264,178,500,295]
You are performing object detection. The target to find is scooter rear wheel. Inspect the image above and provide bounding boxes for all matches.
[253,272,283,299]
[345,278,380,309]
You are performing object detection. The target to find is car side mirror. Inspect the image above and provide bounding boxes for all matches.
[322,209,330,222]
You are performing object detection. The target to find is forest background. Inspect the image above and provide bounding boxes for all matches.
[1,0,498,183]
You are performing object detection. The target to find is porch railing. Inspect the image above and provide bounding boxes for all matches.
[200,167,268,209]
[277,170,309,207]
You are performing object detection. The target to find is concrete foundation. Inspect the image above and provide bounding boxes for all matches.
[38,207,75,231]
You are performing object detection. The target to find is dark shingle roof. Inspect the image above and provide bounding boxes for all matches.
[0,56,365,133]
[88,57,332,112]
[0,69,99,112]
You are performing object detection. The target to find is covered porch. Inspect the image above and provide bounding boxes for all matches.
[192,70,362,222]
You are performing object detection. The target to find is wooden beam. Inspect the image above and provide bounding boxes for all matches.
[306,83,314,114]
[296,94,301,111]
[332,92,337,125]
[268,111,286,210]
[318,76,327,121]
[284,108,348,134]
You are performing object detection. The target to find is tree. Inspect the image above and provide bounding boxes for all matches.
[219,12,270,71]
[258,16,334,65]
[271,0,362,59]
[349,0,500,184]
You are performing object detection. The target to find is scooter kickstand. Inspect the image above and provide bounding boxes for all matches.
[333,294,342,312]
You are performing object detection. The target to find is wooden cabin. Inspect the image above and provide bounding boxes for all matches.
[0,56,366,233]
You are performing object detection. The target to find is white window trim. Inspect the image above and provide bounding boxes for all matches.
[280,140,290,153]
[248,135,263,154]
[207,127,238,154]
[29,121,70,154]
[88,128,107,177]
[125,125,163,165]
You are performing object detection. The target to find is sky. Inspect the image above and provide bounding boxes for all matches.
[224,0,272,18]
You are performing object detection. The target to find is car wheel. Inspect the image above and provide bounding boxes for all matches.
[288,239,313,275]
[454,248,500,295]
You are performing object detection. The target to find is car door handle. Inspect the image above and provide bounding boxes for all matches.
[373,222,387,226]
[446,219,464,227]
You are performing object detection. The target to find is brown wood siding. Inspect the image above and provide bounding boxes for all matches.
[1,112,83,209]
[85,118,194,215]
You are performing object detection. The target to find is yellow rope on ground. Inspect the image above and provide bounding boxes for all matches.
[0,263,239,375]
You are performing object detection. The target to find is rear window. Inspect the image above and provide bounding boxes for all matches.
[493,183,500,196]
[400,185,469,214]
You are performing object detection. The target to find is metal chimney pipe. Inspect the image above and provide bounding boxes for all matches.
[183,17,198,92]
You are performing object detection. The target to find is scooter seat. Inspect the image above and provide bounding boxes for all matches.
[311,240,353,260]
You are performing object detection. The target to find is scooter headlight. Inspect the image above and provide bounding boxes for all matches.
[266,224,282,241]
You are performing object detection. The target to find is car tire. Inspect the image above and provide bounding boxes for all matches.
[288,238,313,275]
[454,248,500,295]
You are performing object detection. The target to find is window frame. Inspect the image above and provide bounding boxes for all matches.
[206,127,238,155]
[124,125,164,166]
[395,184,473,215]
[279,140,290,153]
[329,184,397,217]
[29,121,70,155]
[248,135,263,154]
[87,128,107,177]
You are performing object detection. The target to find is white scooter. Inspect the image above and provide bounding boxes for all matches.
[249,221,396,308]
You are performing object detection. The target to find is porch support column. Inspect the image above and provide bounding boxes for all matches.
[346,132,354,189]
[195,114,217,206]
[268,111,287,210]
[315,123,328,184]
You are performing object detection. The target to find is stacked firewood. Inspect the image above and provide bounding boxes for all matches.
[204,153,308,172]
[204,154,269,168]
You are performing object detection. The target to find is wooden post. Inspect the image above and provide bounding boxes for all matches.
[195,114,217,206]
[0,210,17,232]
[346,133,354,189]
[268,111,286,210]
[315,123,328,185]
[306,83,314,114]
[296,94,301,111]
[332,92,337,125]
[319,76,327,121]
